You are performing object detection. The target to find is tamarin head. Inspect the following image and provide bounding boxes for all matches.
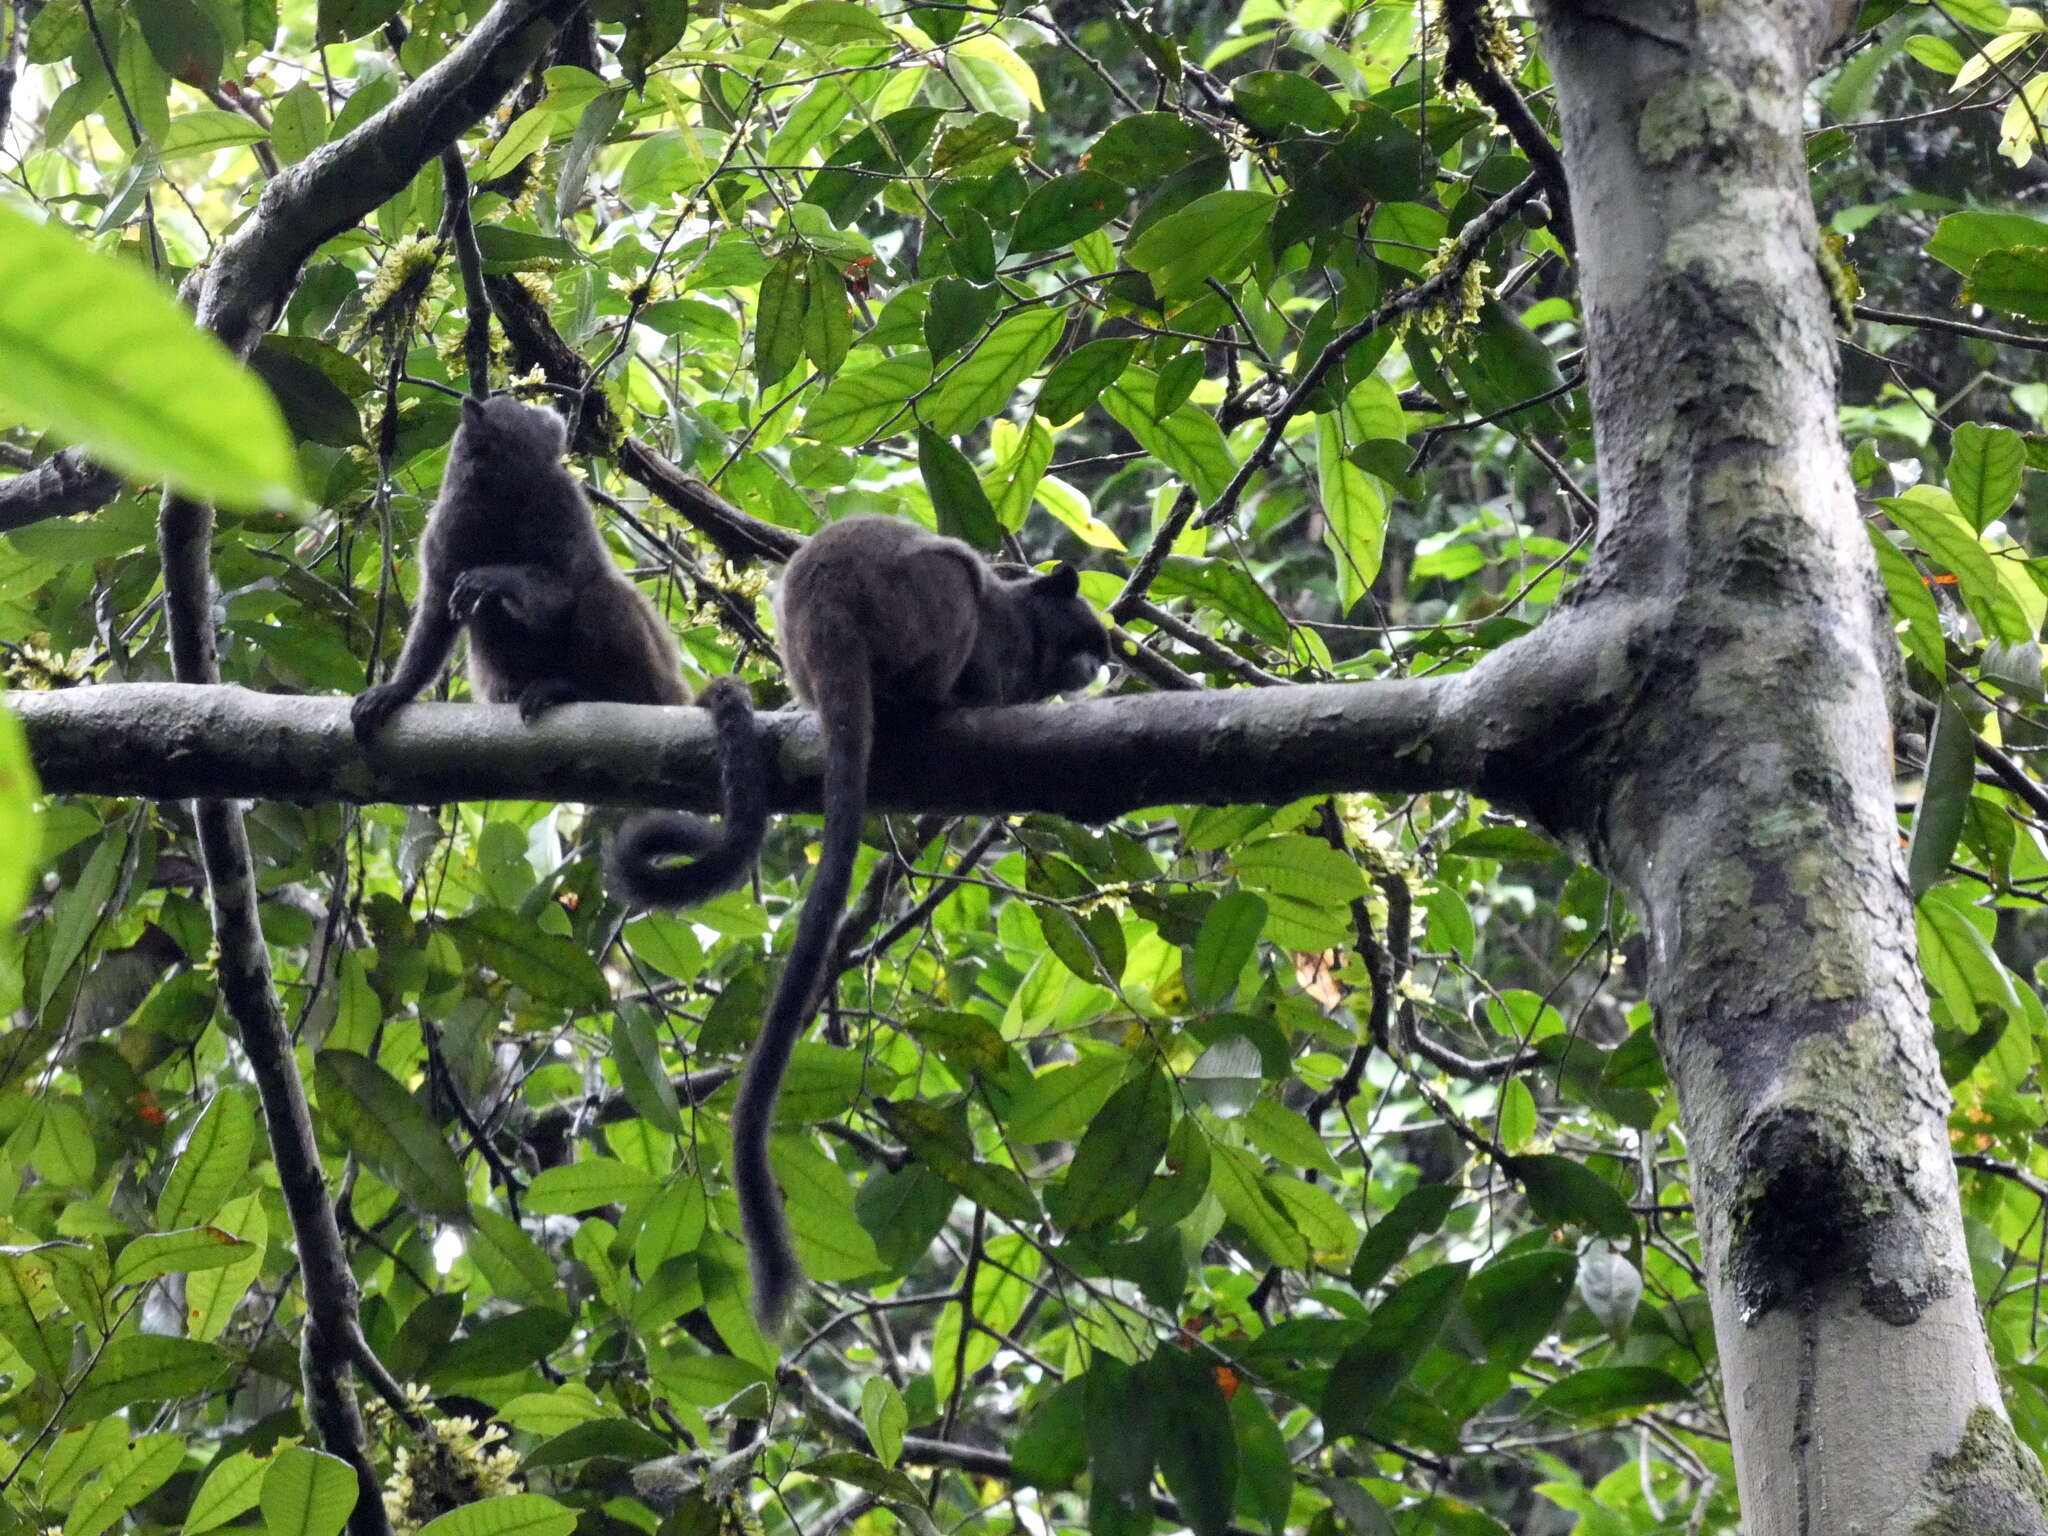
[456,393,569,463]
[1020,564,1111,698]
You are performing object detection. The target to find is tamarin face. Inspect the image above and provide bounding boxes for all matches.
[1022,565,1111,698]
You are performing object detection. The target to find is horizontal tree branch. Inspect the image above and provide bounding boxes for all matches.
[14,679,1492,820]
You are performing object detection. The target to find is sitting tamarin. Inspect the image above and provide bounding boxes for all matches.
[610,514,1111,1329]
[352,394,694,734]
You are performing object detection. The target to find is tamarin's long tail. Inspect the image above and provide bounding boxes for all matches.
[734,657,873,1332]
[607,678,768,907]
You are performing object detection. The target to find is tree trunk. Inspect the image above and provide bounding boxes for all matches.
[1540,1,2048,1528]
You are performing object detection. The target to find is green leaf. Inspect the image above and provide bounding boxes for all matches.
[0,204,301,511]
[1230,1387,1294,1536]
[1082,113,1221,186]
[0,1249,72,1382]
[1448,299,1565,420]
[65,1335,228,1423]
[525,1158,661,1214]
[1210,1144,1308,1268]
[1907,691,1974,899]
[807,107,945,223]
[862,1376,908,1470]
[112,1225,252,1287]
[1014,1379,1088,1490]
[1967,245,2048,320]
[186,1449,265,1535]
[804,257,853,377]
[755,250,811,390]
[157,1087,255,1228]
[1232,835,1367,952]
[1868,526,1947,673]
[1350,1183,1458,1291]
[313,1050,470,1222]
[926,307,1065,436]
[1318,413,1387,612]
[925,277,998,364]
[158,109,267,160]
[1186,891,1266,1010]
[1949,421,2025,528]
[483,106,554,181]
[1242,1098,1339,1178]
[1047,1067,1172,1229]
[136,0,224,87]
[249,337,366,447]
[1127,190,1276,302]
[918,427,1003,551]
[796,1451,926,1504]
[185,1192,266,1341]
[1918,884,2022,1031]
[62,1432,182,1536]
[778,0,897,44]
[613,1007,682,1134]
[1084,1354,1158,1536]
[468,1206,557,1304]
[1879,488,2035,644]
[1505,1153,1638,1240]
[1463,1249,1576,1370]
[1100,370,1235,503]
[804,351,930,445]
[611,0,689,91]
[1529,1365,1691,1420]
[1149,556,1289,646]
[1144,1346,1236,1536]
[316,0,401,42]
[1230,71,1345,134]
[444,908,609,1012]
[1006,1055,1126,1144]
[1011,171,1128,254]
[1040,337,1135,427]
[1322,1262,1468,1437]
[1924,210,2048,275]
[0,705,40,931]
[429,1308,573,1386]
[259,1446,358,1536]
[415,1494,580,1536]
[269,80,326,163]
[773,1136,886,1279]
[522,1418,673,1468]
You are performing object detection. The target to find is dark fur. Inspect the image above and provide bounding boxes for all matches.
[603,677,768,907]
[350,394,688,738]
[613,514,1109,1330]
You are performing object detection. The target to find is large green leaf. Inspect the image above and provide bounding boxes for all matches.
[415,1494,580,1536]
[65,1335,229,1423]
[0,204,300,510]
[1322,1261,1468,1437]
[926,308,1065,436]
[260,1447,358,1536]
[1144,1346,1237,1536]
[156,1088,255,1228]
[63,1433,183,1536]
[313,1050,471,1222]
[1046,1067,1172,1229]
[444,909,610,1013]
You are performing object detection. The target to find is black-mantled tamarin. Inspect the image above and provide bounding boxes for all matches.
[610,514,1110,1329]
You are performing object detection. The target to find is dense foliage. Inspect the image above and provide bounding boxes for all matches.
[2,0,2048,1532]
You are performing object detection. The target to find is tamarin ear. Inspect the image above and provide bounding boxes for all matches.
[1037,564,1080,600]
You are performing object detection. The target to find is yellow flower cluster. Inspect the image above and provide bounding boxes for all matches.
[383,1413,523,1535]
